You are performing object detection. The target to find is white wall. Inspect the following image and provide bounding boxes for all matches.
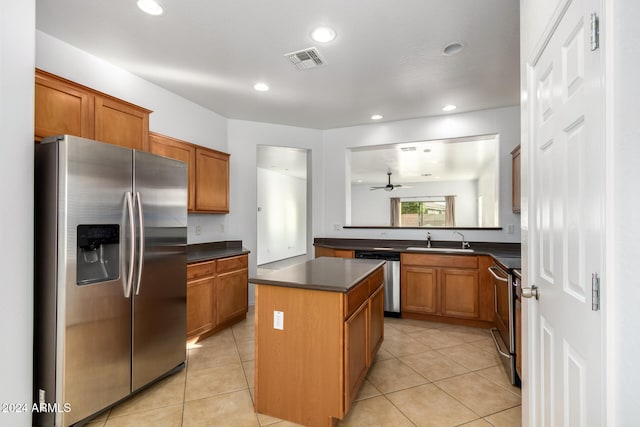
[477,152,499,227]
[607,0,640,424]
[257,168,307,264]
[0,1,35,426]
[227,120,323,303]
[35,31,229,244]
[351,180,478,227]
[323,106,521,243]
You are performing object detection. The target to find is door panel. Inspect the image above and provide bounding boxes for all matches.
[528,0,603,425]
[62,136,132,425]
[132,151,187,391]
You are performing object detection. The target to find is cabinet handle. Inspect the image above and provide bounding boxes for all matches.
[489,327,511,358]
[488,266,508,282]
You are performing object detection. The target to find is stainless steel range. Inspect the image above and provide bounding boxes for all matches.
[488,260,520,386]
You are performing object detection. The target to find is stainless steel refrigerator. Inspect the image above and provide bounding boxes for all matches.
[34,135,187,426]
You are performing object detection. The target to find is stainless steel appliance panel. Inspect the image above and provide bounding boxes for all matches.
[384,260,400,314]
[354,251,400,315]
[131,151,187,391]
[63,136,133,425]
[488,263,518,386]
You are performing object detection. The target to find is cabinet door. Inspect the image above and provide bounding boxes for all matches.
[35,71,94,141]
[95,96,149,151]
[195,148,230,213]
[149,133,196,211]
[401,266,438,314]
[187,276,214,337]
[216,268,248,325]
[368,284,384,364]
[440,268,479,318]
[344,301,368,412]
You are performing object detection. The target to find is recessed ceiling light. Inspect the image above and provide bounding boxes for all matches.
[371,114,383,120]
[137,0,164,16]
[442,41,465,56]
[254,82,269,92]
[442,104,457,112]
[311,27,337,43]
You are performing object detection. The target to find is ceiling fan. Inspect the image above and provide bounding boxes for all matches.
[370,172,403,191]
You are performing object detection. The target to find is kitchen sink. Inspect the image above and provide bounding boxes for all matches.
[405,247,474,253]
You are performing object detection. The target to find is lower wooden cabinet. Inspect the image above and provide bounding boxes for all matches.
[440,269,479,318]
[216,267,249,325]
[401,253,493,327]
[186,254,248,339]
[254,266,384,426]
[314,245,354,258]
[402,265,438,314]
[368,284,384,361]
[345,301,368,405]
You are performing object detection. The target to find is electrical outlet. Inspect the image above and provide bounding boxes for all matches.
[333,224,342,231]
[273,310,284,330]
[507,224,515,234]
[195,224,202,235]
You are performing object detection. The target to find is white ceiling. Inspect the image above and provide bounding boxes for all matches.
[35,0,520,130]
[350,135,499,185]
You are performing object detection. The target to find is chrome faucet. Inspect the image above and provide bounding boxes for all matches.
[454,231,470,249]
[426,232,432,248]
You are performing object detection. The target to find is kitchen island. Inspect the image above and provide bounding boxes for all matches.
[251,257,385,427]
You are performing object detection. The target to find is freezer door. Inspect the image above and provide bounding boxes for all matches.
[60,136,133,425]
[132,150,187,391]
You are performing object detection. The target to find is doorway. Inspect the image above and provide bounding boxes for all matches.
[256,145,310,267]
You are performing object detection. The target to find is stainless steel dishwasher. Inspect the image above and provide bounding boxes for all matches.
[354,251,401,316]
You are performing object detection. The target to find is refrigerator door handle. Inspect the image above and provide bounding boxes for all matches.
[125,192,135,298]
[134,192,145,295]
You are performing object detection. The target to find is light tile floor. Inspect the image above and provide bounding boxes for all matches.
[86,309,521,427]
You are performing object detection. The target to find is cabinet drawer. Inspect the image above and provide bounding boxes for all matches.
[345,279,369,319]
[402,253,478,269]
[187,260,216,280]
[217,254,248,274]
[368,267,384,294]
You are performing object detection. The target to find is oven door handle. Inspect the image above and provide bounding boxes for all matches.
[490,327,512,358]
[488,266,509,282]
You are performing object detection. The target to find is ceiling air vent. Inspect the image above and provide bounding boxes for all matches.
[284,47,326,70]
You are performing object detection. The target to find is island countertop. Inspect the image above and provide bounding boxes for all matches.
[249,257,385,293]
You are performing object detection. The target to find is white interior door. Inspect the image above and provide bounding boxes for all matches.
[527,0,604,425]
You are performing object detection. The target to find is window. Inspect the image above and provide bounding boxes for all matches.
[400,199,446,227]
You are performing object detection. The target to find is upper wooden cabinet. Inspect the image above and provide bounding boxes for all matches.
[149,132,196,211]
[34,69,151,150]
[149,132,230,214]
[195,148,230,213]
[94,96,149,151]
[511,144,521,213]
[35,71,94,141]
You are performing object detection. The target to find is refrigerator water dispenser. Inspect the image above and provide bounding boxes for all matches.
[77,224,120,285]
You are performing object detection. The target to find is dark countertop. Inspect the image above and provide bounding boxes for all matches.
[314,238,521,270]
[187,241,250,263]
[250,257,385,293]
